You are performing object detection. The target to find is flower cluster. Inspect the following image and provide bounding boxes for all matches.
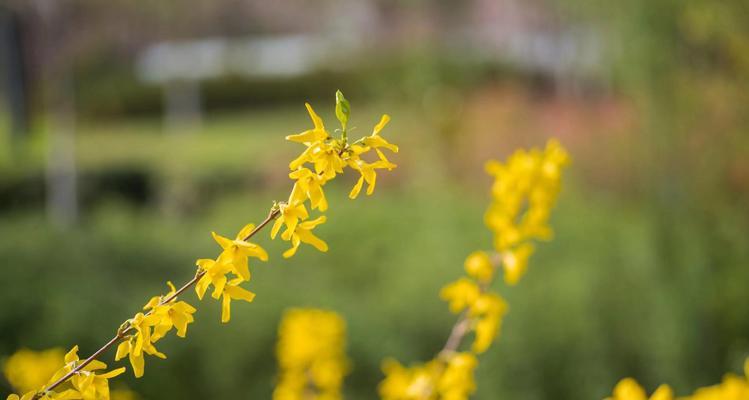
[379,139,569,400]
[607,358,749,400]
[273,90,398,258]
[273,308,350,400]
[484,139,569,284]
[5,346,125,400]
[5,92,396,400]
[379,352,478,400]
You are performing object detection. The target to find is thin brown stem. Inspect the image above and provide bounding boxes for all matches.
[39,207,281,398]
[438,254,501,358]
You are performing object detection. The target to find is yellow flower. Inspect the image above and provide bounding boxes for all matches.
[287,104,347,180]
[684,373,749,400]
[63,347,126,400]
[36,346,126,400]
[270,201,309,240]
[285,103,329,145]
[195,255,234,300]
[143,282,197,340]
[606,378,673,400]
[463,251,494,283]
[501,243,534,285]
[219,278,256,323]
[288,167,328,211]
[484,139,569,253]
[115,313,166,378]
[361,114,400,158]
[273,308,349,400]
[437,352,478,400]
[378,358,442,400]
[6,391,39,400]
[211,223,268,281]
[6,391,80,400]
[280,216,328,258]
[347,158,396,200]
[3,348,64,393]
[468,293,508,353]
[439,278,480,314]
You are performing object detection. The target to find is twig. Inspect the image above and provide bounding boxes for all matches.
[438,253,501,358]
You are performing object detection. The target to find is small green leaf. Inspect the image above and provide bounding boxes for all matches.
[335,90,350,130]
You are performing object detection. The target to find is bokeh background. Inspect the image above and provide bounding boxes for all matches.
[1,1,748,399]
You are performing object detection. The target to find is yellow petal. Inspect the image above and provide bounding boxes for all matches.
[349,176,364,199]
[282,235,301,258]
[236,223,256,241]
[373,114,390,135]
[297,229,328,252]
[221,295,232,323]
[305,103,324,131]
[195,273,211,300]
[211,274,228,300]
[98,366,127,379]
[224,285,256,303]
[211,232,233,250]
[129,351,144,378]
[649,384,674,400]
[270,218,284,239]
[64,346,79,364]
[115,341,129,361]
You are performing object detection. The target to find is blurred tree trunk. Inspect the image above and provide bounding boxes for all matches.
[35,0,78,227]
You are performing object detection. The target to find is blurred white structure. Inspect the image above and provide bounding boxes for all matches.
[135,34,355,132]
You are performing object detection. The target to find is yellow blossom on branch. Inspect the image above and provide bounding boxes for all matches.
[9,91,397,398]
[211,223,269,281]
[53,346,126,400]
[143,282,197,340]
[219,278,256,323]
[276,91,398,257]
[379,139,568,400]
[114,313,165,378]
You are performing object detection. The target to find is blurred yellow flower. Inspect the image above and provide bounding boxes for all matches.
[380,139,568,400]
[274,308,349,400]
[606,378,673,400]
[437,353,478,400]
[3,347,64,393]
[501,243,534,286]
[463,251,494,283]
[440,278,481,314]
[468,293,507,354]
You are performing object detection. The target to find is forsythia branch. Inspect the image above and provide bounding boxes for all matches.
[6,91,399,400]
[39,207,282,398]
